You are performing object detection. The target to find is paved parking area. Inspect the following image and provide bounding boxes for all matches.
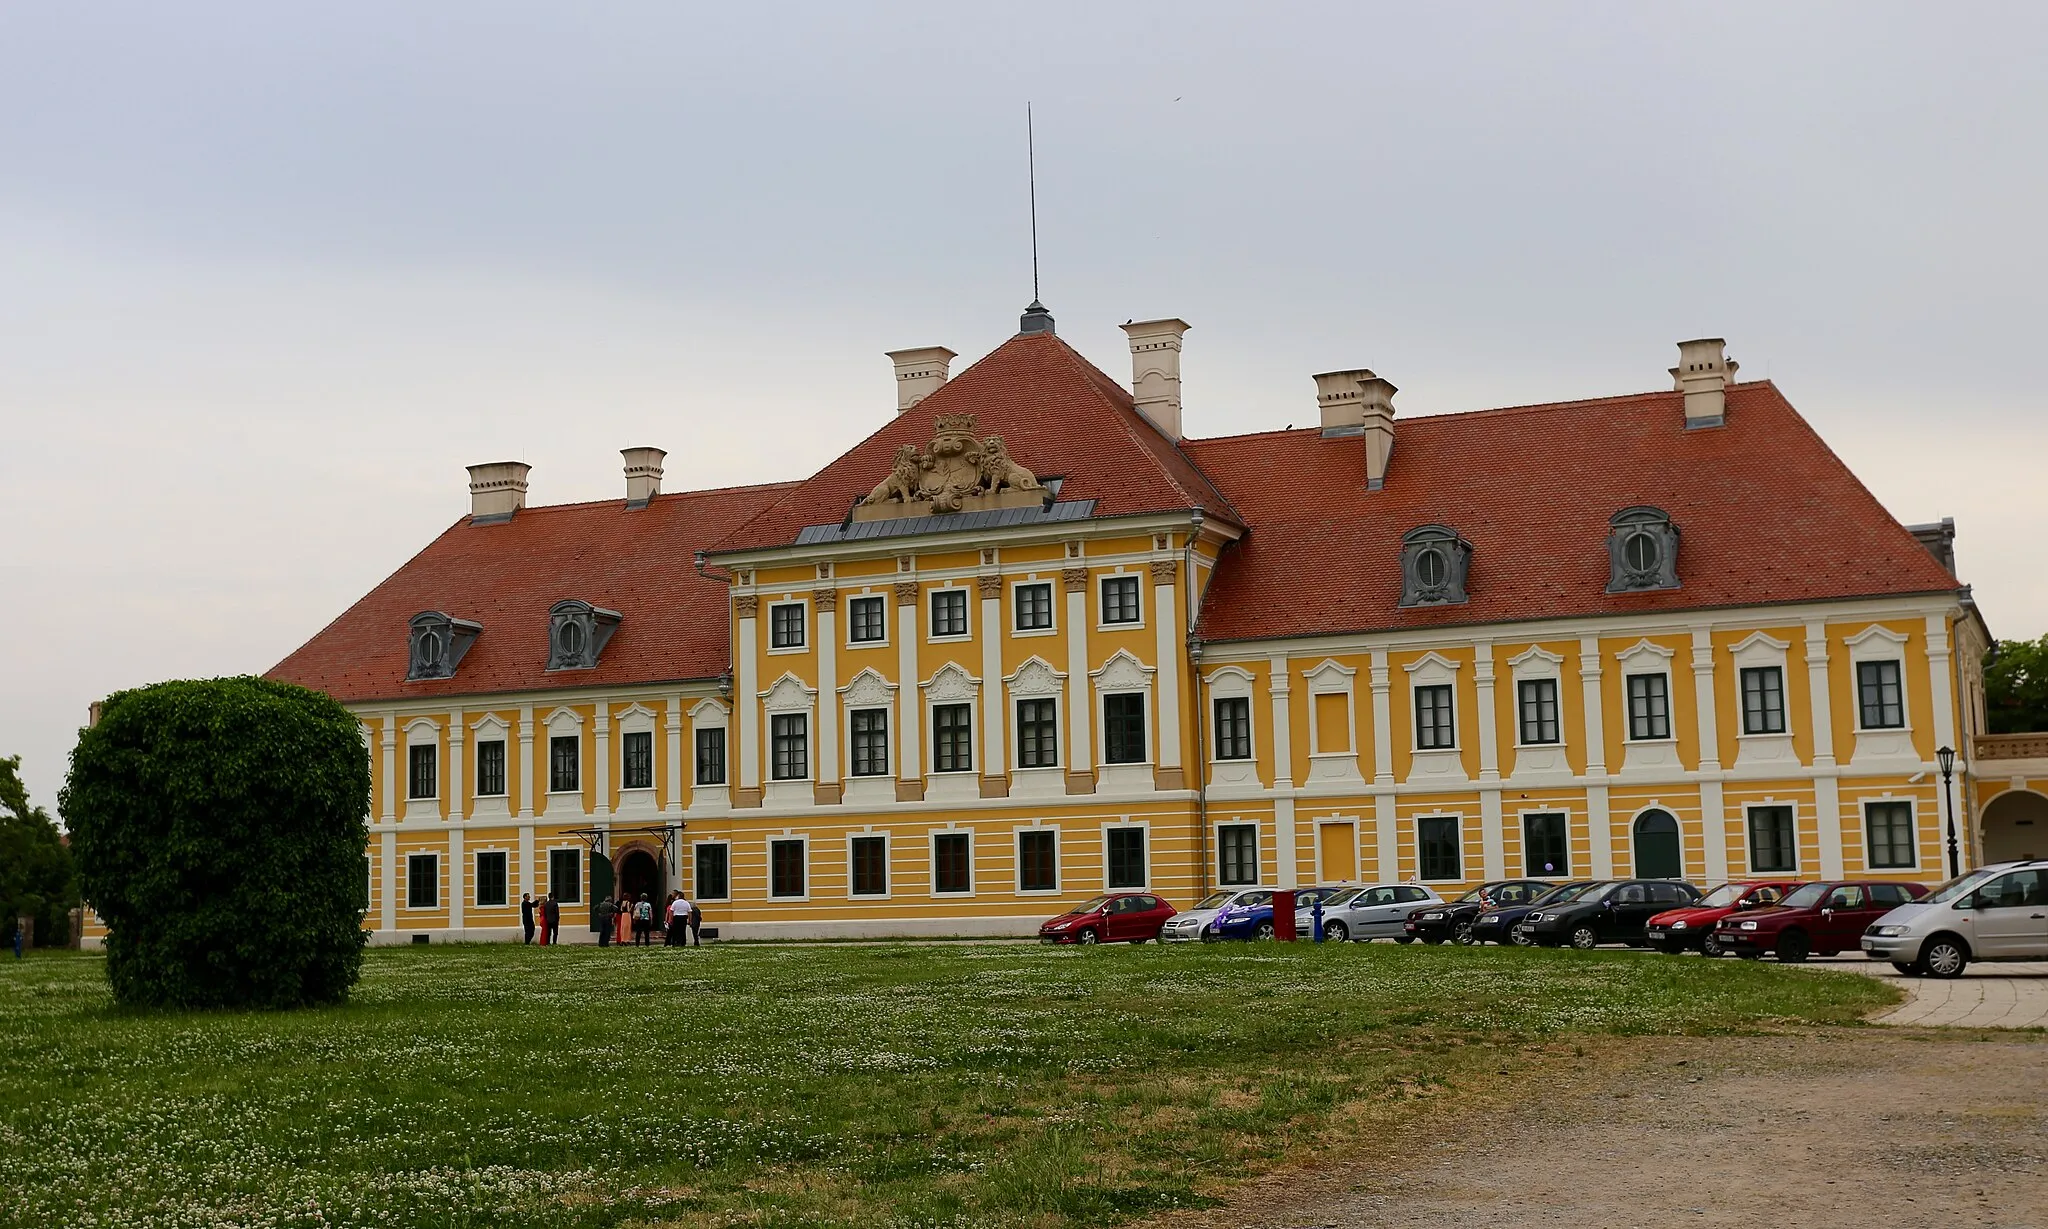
[1788,954,2048,1028]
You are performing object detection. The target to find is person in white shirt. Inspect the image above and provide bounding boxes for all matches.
[667,892,693,948]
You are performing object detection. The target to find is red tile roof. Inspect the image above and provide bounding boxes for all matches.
[1186,381,1961,643]
[708,330,1239,553]
[269,481,794,704]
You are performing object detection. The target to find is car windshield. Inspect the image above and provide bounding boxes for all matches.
[1069,896,1112,915]
[1533,882,1596,905]
[1314,889,1361,908]
[1455,886,1489,903]
[1921,869,2001,905]
[1234,891,1273,907]
[1779,884,1829,908]
[1192,892,1236,910]
[1696,883,1750,907]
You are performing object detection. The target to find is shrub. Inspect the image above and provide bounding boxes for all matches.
[63,677,371,1008]
[2,754,79,947]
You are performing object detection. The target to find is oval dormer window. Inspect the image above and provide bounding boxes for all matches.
[558,620,586,660]
[1607,507,1680,592]
[406,611,482,681]
[1398,524,1472,608]
[1623,529,1661,574]
[416,628,445,670]
[1415,545,1449,589]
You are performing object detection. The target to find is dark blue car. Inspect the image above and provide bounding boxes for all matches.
[1469,881,1601,945]
[1203,898,1277,941]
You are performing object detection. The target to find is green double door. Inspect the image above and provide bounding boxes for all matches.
[587,853,613,931]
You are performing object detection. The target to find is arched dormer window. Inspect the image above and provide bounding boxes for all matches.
[1606,507,1680,592]
[407,611,482,681]
[1398,525,1472,608]
[547,599,621,671]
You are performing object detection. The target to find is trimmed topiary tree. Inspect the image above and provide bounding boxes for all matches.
[63,677,371,1009]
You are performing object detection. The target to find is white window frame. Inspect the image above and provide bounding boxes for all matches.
[1517,808,1573,878]
[1101,820,1152,891]
[689,838,732,902]
[1861,795,1920,871]
[846,830,892,899]
[404,851,440,910]
[1846,625,1913,733]
[1206,666,1258,763]
[766,598,808,653]
[1742,800,1802,875]
[1013,824,1061,895]
[845,591,890,648]
[759,674,818,798]
[469,714,511,802]
[1215,820,1262,887]
[472,848,511,908]
[1627,803,1687,881]
[1507,646,1565,748]
[1403,651,1463,753]
[1010,578,1057,637]
[615,703,658,795]
[1728,632,1795,739]
[1097,571,1145,630]
[1615,639,1677,745]
[1413,812,1466,883]
[929,828,976,898]
[543,707,584,798]
[927,584,973,643]
[766,834,810,901]
[545,844,584,904]
[403,718,440,816]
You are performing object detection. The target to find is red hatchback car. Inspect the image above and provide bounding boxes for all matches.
[1645,881,1803,957]
[1037,892,1177,945]
[1711,880,1930,962]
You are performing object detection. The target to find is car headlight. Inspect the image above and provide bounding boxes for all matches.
[1739,920,1758,931]
[1873,925,1905,938]
[1048,921,1069,930]
[1528,913,1545,922]
[1671,920,1688,930]
[1422,911,1444,920]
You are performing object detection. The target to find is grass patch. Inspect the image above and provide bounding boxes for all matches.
[0,941,1893,1228]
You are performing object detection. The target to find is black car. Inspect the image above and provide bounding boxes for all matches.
[1469,881,1601,945]
[1519,879,1702,949]
[1405,879,1554,945]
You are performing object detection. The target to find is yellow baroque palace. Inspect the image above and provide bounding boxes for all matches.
[220,303,2042,942]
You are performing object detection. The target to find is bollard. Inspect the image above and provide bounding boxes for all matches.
[1311,898,1325,943]
[1272,890,1297,941]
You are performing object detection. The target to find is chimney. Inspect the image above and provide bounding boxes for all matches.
[885,347,957,413]
[1120,318,1190,440]
[466,461,530,524]
[1314,369,1398,490]
[1670,338,1739,429]
[622,447,666,509]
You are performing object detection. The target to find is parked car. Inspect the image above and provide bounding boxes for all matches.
[1471,881,1599,945]
[1160,889,1272,943]
[1407,880,1554,944]
[1520,879,1702,949]
[1861,860,2048,977]
[1296,883,1445,942]
[1204,895,1280,941]
[1711,880,1927,962]
[1037,892,1177,945]
[1645,880,1802,957]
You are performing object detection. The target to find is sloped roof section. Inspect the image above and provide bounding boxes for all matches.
[1187,381,1960,643]
[709,330,1238,554]
[269,481,795,704]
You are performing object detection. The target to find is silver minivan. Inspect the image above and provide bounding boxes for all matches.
[1861,859,2048,977]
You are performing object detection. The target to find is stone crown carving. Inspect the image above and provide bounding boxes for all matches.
[856,414,1043,519]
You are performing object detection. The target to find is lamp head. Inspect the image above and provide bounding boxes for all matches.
[1936,745,1956,777]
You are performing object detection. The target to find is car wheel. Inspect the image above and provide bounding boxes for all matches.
[1919,935,1969,979]
[1395,937,1415,945]
[1452,921,1478,946]
[1510,928,1535,947]
[1324,921,1349,943]
[1701,934,1726,959]
[1254,921,1276,941]
[1568,926,1601,951]
[1891,962,1922,977]
[1775,930,1809,964]
[1076,928,1100,946]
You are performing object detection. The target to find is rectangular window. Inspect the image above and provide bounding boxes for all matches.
[1523,812,1569,877]
[1218,823,1259,886]
[475,739,506,797]
[848,595,887,644]
[407,744,437,800]
[1101,575,1141,624]
[1106,827,1147,888]
[621,730,653,790]
[770,714,808,781]
[1626,673,1671,740]
[933,704,973,773]
[769,838,806,898]
[850,835,888,896]
[1415,685,1455,749]
[1214,697,1252,760]
[933,832,972,894]
[1748,806,1797,873]
[1516,679,1559,745]
[548,735,579,793]
[1865,800,1917,869]
[1418,816,1462,881]
[406,854,437,908]
[850,709,890,777]
[549,847,582,903]
[1018,830,1057,892]
[1016,698,1058,768]
[694,843,729,900]
[1014,582,1054,631]
[474,851,508,907]
[1857,660,1905,729]
[694,727,726,786]
[930,589,968,638]
[1740,666,1787,735]
[770,602,806,649]
[1103,694,1148,764]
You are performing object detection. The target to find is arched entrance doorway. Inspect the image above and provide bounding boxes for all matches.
[1981,790,2047,864]
[615,847,662,908]
[1633,809,1682,878]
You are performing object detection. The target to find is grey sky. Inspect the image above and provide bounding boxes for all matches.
[4,2,2043,814]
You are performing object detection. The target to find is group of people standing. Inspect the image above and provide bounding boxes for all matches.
[516,890,702,947]
[519,893,561,944]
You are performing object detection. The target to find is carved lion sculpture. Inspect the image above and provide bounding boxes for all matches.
[979,436,1041,493]
[862,444,924,506]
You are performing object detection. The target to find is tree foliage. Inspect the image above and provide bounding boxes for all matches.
[1985,635,2048,735]
[62,677,371,1008]
[2,755,79,946]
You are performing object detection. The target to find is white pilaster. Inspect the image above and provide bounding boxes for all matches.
[1926,613,1958,868]
[1805,621,1844,878]
[980,581,1005,780]
[1475,642,1504,879]
[1369,649,1394,786]
[1691,630,1729,884]
[592,706,611,820]
[738,601,762,792]
[664,697,684,812]
[1153,566,1182,773]
[448,827,465,933]
[447,708,466,823]
[896,585,922,792]
[379,716,398,822]
[518,823,535,902]
[516,705,536,821]
[379,829,397,932]
[1267,655,1294,791]
[1579,638,1613,878]
[817,597,840,789]
[1065,577,1093,783]
[1376,793,1399,883]
[1274,797,1298,888]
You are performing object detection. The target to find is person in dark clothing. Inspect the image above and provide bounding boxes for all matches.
[632,894,654,946]
[595,896,616,947]
[543,895,560,944]
[687,900,703,947]
[520,893,536,945]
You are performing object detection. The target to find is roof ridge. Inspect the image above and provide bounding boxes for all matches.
[500,478,802,519]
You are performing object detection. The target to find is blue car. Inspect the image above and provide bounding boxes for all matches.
[1204,898,1278,941]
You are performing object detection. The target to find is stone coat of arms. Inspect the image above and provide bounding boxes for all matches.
[857,414,1041,518]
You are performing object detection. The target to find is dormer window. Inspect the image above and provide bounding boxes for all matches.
[1606,507,1680,592]
[547,599,621,671]
[1398,525,1472,607]
[406,611,481,681]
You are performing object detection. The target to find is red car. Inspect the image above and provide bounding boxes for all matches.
[1711,880,1930,962]
[1037,892,1177,945]
[1645,880,1803,957]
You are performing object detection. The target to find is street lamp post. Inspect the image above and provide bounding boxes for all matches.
[1936,744,1960,879]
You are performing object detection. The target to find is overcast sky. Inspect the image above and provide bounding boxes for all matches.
[4,3,2044,814]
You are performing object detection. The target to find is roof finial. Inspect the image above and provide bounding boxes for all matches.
[1019,102,1055,335]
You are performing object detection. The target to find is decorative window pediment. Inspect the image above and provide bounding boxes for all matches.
[1004,657,1066,698]
[1616,638,1677,670]
[921,662,981,704]
[1089,650,1156,693]
[1399,525,1472,607]
[1507,644,1564,679]
[546,599,621,671]
[760,674,819,712]
[839,668,898,708]
[407,611,482,681]
[1606,507,1680,592]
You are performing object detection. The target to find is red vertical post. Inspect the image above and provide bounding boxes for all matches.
[1272,890,1297,941]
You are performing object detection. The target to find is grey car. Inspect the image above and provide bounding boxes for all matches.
[1295,883,1445,942]
[1862,859,2048,977]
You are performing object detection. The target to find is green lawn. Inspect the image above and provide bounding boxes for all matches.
[0,941,1893,1229]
